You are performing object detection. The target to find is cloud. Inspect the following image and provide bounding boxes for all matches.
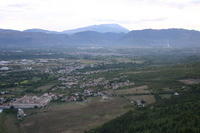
[136,0,200,9]
[0,0,200,31]
[190,0,200,4]
[7,3,29,8]
[133,18,168,24]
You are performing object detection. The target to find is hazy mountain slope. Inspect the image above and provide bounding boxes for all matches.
[121,29,200,47]
[69,31,125,45]
[0,29,124,48]
[0,30,70,48]
[62,24,129,34]
[24,29,59,34]
[1,28,200,48]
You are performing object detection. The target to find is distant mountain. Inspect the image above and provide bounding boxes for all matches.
[24,29,59,34]
[1,28,200,48]
[62,24,129,34]
[23,24,129,34]
[69,31,125,45]
[0,29,21,33]
[0,29,70,48]
[121,29,200,47]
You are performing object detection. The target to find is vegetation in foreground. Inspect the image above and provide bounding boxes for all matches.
[87,85,200,133]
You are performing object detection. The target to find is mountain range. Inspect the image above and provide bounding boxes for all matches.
[1,24,200,48]
[23,24,129,34]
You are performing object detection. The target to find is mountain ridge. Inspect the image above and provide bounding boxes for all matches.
[22,24,129,34]
[62,24,129,34]
[1,27,200,48]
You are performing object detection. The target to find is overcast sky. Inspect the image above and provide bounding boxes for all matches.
[0,0,200,31]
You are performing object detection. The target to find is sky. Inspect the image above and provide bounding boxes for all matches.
[0,0,200,31]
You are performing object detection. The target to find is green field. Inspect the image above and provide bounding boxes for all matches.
[18,97,130,133]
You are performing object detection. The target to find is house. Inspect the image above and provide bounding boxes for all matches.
[174,92,179,96]
[0,61,10,65]
[0,91,9,95]
[0,98,5,104]
[83,89,94,97]
[0,67,9,71]
[135,100,145,108]
[68,96,77,101]
[25,67,32,70]
[17,108,26,119]
[102,95,109,100]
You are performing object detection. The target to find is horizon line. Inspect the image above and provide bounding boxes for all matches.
[0,24,200,33]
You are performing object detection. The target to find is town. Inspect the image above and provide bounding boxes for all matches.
[0,51,147,120]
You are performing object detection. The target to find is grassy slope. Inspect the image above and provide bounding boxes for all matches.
[19,97,130,133]
[0,111,20,133]
[87,85,200,133]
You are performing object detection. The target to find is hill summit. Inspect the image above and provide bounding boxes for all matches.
[62,24,129,34]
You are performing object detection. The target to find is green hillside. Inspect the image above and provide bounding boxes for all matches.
[87,85,200,133]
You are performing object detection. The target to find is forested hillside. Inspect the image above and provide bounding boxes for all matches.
[87,85,200,133]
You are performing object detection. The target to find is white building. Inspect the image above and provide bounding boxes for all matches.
[11,93,54,109]
[0,61,10,65]
[0,67,9,71]
[17,108,26,119]
[174,92,179,96]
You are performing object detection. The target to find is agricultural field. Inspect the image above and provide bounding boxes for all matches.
[19,97,130,133]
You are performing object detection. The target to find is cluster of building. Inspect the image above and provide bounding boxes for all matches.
[62,89,105,102]
[10,93,57,108]
[0,91,13,107]
[80,78,108,88]
[57,74,135,92]
[0,93,57,110]
[108,80,135,89]
[57,64,86,74]
[76,68,120,75]
[0,92,65,119]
